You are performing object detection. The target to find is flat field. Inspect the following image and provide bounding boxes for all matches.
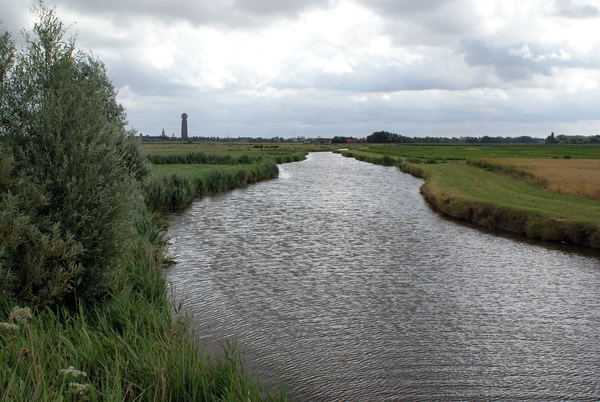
[141,141,327,156]
[493,158,600,200]
[141,141,327,164]
[363,144,600,160]
[420,162,600,222]
[339,144,600,246]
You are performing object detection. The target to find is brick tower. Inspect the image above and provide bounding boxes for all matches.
[181,113,188,139]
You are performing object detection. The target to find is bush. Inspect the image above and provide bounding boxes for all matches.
[0,4,149,304]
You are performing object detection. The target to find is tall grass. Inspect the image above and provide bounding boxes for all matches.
[466,158,540,183]
[145,159,279,214]
[0,215,287,401]
[147,151,272,165]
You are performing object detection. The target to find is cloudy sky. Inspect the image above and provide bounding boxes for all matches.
[2,0,599,139]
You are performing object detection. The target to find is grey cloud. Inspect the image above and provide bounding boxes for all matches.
[461,40,585,81]
[128,82,600,139]
[355,0,481,46]
[233,0,334,16]
[266,52,491,93]
[107,61,194,97]
[355,0,455,16]
[52,0,334,28]
[0,1,36,43]
[322,63,474,92]
[553,0,600,19]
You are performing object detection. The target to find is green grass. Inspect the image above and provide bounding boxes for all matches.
[142,142,311,157]
[152,164,243,178]
[361,143,600,160]
[0,219,287,401]
[421,163,600,222]
[339,147,600,247]
[146,161,279,214]
[141,142,342,162]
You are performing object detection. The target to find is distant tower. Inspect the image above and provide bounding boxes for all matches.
[181,113,188,139]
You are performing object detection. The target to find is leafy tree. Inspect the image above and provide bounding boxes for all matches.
[589,136,600,144]
[0,3,150,304]
[367,131,392,143]
[545,131,557,144]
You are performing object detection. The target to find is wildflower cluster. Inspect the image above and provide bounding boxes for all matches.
[0,306,32,331]
[60,366,92,400]
[59,366,88,378]
[0,322,19,331]
[67,382,92,397]
[9,306,32,324]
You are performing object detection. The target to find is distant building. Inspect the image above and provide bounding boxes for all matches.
[181,113,188,139]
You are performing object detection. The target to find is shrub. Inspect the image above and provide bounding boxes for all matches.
[0,4,149,304]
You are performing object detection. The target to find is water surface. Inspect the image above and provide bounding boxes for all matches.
[167,152,600,401]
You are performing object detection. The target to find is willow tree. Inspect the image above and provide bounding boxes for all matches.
[0,3,150,304]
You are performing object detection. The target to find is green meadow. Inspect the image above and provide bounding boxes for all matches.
[339,145,600,247]
[348,143,600,161]
[142,141,600,248]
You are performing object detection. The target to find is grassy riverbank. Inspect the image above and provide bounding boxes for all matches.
[141,142,343,213]
[146,159,279,213]
[142,142,315,164]
[0,7,287,401]
[1,150,287,400]
[339,145,600,247]
[1,217,286,401]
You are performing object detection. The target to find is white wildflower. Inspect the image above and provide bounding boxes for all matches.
[67,382,91,397]
[9,306,32,324]
[0,322,19,331]
[60,366,88,378]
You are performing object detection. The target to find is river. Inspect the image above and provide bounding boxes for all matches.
[166,152,600,401]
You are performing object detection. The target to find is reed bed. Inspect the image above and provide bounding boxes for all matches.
[146,160,279,214]
[147,151,272,165]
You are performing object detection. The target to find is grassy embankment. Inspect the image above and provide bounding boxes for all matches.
[339,144,600,247]
[143,151,279,213]
[1,5,290,398]
[1,218,286,401]
[142,142,314,164]
[141,142,337,213]
[1,143,289,401]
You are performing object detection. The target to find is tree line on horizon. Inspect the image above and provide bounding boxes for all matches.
[363,131,600,145]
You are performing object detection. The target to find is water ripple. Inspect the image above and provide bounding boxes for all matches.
[167,152,600,401]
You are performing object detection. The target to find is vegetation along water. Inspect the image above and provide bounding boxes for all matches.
[338,144,600,247]
[0,5,286,401]
[144,141,600,249]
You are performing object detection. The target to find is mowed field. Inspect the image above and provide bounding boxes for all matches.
[494,158,600,200]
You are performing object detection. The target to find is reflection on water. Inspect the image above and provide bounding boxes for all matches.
[167,152,600,401]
